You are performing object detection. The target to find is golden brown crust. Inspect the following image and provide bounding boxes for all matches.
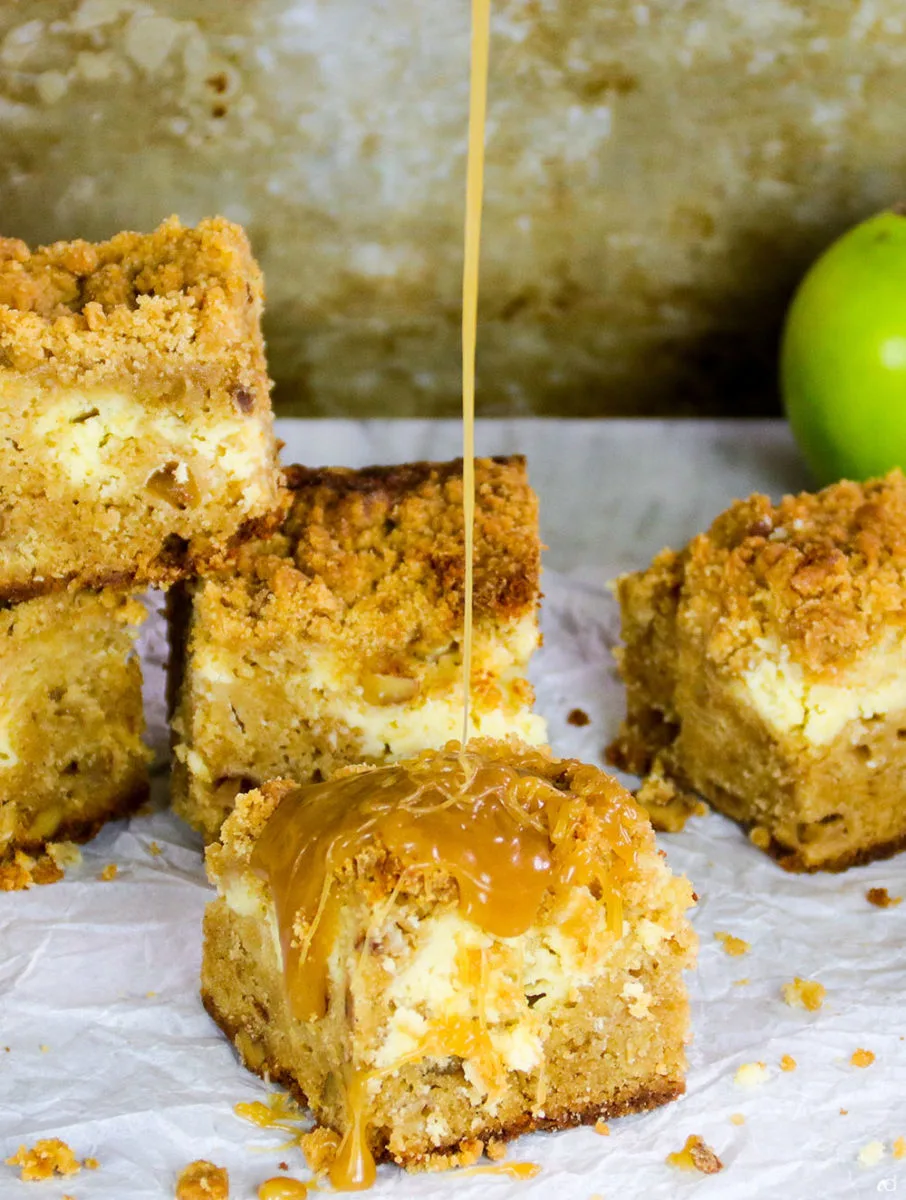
[197,457,540,663]
[671,469,906,675]
[0,215,270,407]
[281,457,539,621]
[202,986,683,1170]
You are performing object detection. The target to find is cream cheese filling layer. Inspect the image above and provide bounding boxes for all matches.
[25,389,271,506]
[191,611,547,767]
[735,631,906,745]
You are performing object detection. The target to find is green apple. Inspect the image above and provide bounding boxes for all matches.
[781,209,906,485]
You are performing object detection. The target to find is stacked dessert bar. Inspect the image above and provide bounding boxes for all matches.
[0,217,283,871]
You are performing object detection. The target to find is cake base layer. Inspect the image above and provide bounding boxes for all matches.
[201,896,686,1169]
[0,590,150,860]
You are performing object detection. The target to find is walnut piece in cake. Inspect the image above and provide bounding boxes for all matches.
[0,216,283,598]
[201,738,696,1182]
[609,471,906,871]
[170,457,546,840]
[666,1135,723,1174]
[0,589,149,865]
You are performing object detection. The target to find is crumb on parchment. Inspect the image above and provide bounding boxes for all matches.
[851,1048,875,1068]
[567,708,590,727]
[6,1139,82,1181]
[0,850,65,890]
[866,887,902,908]
[859,1141,885,1168]
[714,931,750,957]
[299,1127,340,1177]
[780,1055,797,1072]
[730,1113,745,1126]
[893,1138,906,1160]
[175,1160,229,1200]
[594,1120,610,1136]
[666,1135,723,1174]
[98,863,118,882]
[782,977,826,1012]
[734,1062,768,1087]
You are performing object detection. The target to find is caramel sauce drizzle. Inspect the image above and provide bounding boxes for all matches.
[460,0,491,744]
[251,754,564,1023]
[462,1162,542,1180]
[258,1178,313,1199]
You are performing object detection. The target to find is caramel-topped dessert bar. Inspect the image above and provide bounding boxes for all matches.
[0,590,148,868]
[169,456,546,841]
[202,739,695,1182]
[0,216,283,598]
[610,470,906,871]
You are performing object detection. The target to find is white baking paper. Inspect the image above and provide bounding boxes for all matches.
[2,420,903,1200]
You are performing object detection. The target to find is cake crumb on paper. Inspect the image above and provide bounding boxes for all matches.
[666,1135,723,1174]
[594,1120,610,1136]
[714,931,750,957]
[47,841,82,869]
[0,850,65,891]
[567,708,590,727]
[782,977,825,1012]
[729,1113,745,1126]
[734,1061,768,1087]
[148,841,163,856]
[893,1137,906,1160]
[98,863,118,882]
[858,1141,885,1167]
[866,887,902,908]
[780,1054,797,1072]
[733,978,749,986]
[851,1048,875,1068]
[6,1139,81,1181]
[299,1127,340,1177]
[175,1160,229,1200]
[633,760,706,832]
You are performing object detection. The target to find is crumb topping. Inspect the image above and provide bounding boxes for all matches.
[782,977,826,1012]
[0,216,268,400]
[639,471,906,674]
[6,1139,82,1181]
[175,1160,229,1199]
[198,458,539,666]
[666,1135,723,1174]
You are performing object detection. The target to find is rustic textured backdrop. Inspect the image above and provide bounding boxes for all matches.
[1,1,904,417]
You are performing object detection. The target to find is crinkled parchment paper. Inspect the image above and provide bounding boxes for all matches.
[2,421,903,1199]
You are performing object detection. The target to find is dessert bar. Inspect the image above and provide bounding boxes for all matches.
[170,457,546,840]
[202,739,696,1179]
[0,216,283,598]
